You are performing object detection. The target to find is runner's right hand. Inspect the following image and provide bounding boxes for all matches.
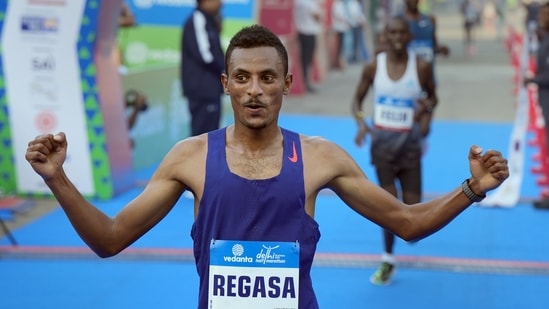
[25,132,67,181]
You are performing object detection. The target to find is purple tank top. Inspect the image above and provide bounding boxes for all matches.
[191,127,321,308]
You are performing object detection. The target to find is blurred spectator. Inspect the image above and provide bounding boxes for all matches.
[125,89,149,148]
[331,0,350,70]
[295,0,323,93]
[347,0,369,63]
[117,1,149,150]
[523,0,542,54]
[461,0,483,57]
[403,0,449,65]
[523,0,542,32]
[117,1,137,75]
[525,2,549,209]
[402,0,448,139]
[180,0,224,137]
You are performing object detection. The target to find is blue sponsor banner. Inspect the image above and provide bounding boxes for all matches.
[221,0,256,20]
[127,0,255,27]
[210,240,300,268]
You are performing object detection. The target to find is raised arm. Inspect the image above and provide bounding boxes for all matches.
[25,133,200,257]
[312,140,508,241]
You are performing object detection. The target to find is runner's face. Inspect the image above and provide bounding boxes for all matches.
[200,0,222,15]
[385,20,411,53]
[222,47,292,130]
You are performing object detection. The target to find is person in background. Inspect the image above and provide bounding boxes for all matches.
[25,24,509,308]
[522,0,542,54]
[351,15,439,285]
[347,0,369,63]
[461,0,483,57]
[180,0,224,137]
[331,0,350,70]
[294,0,323,93]
[117,1,148,150]
[401,0,448,143]
[403,0,449,70]
[119,2,136,28]
[525,2,549,209]
[523,0,542,32]
[124,89,148,149]
[117,1,137,75]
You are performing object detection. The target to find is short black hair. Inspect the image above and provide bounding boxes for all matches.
[385,15,410,32]
[225,24,289,76]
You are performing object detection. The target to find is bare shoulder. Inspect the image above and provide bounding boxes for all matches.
[151,134,208,190]
[300,134,362,175]
[359,58,377,82]
[299,134,367,195]
[164,134,207,164]
[300,134,344,155]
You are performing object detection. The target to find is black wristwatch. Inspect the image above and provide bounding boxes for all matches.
[461,179,485,203]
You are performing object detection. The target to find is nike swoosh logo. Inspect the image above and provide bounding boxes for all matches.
[288,141,298,163]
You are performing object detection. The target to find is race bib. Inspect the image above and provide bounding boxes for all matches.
[409,40,434,63]
[208,240,300,309]
[373,95,415,131]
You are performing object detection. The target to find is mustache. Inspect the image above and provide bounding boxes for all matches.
[243,98,266,107]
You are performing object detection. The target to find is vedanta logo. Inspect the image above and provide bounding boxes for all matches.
[223,243,253,263]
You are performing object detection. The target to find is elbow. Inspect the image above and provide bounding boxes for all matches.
[396,220,439,243]
[94,246,122,259]
[401,232,424,243]
[96,251,114,259]
[396,229,419,243]
[88,239,125,258]
[391,218,426,242]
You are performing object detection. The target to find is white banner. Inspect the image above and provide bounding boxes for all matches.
[479,32,532,207]
[479,86,528,207]
[1,0,94,194]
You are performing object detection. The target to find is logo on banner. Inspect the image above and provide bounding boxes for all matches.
[125,41,179,66]
[134,0,194,9]
[28,0,67,6]
[21,16,59,33]
[31,54,56,72]
[35,111,58,133]
[30,80,58,102]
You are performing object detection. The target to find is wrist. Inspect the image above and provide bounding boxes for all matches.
[354,110,365,120]
[461,178,486,203]
[425,98,437,112]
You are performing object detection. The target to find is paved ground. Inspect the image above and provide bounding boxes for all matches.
[1,8,527,237]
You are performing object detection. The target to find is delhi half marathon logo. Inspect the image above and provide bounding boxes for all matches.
[222,243,253,263]
[256,245,287,265]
